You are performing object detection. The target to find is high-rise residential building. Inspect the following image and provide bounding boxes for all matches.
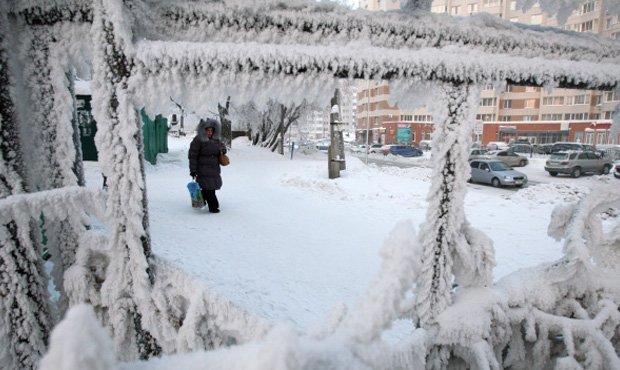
[355,0,620,146]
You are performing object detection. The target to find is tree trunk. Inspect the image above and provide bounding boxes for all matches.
[218,96,232,148]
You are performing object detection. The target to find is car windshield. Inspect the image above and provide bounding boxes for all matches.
[489,162,511,171]
[550,153,568,160]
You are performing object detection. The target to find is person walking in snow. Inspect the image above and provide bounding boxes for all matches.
[188,118,227,213]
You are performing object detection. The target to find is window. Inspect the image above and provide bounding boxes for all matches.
[573,95,588,105]
[531,14,543,24]
[510,1,516,10]
[503,100,513,109]
[564,113,588,120]
[431,5,447,13]
[401,114,412,121]
[524,99,537,108]
[480,97,496,107]
[505,85,514,92]
[606,91,620,102]
[580,20,593,32]
[541,113,562,120]
[476,114,496,121]
[581,2,595,14]
[468,3,478,14]
[523,115,535,121]
[501,116,512,122]
[451,6,460,15]
[594,95,602,105]
[483,0,500,6]
[543,96,564,105]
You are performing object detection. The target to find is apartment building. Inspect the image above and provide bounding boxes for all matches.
[355,0,620,146]
[359,0,402,11]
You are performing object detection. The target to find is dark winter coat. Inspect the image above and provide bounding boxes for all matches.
[189,119,227,191]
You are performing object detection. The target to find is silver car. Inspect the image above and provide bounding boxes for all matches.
[469,159,528,187]
[544,150,613,178]
[486,150,529,167]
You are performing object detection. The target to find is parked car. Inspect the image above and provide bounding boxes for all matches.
[596,144,620,160]
[380,144,398,155]
[534,143,553,154]
[550,142,595,154]
[389,145,423,157]
[486,150,529,167]
[615,164,620,179]
[509,144,533,154]
[544,150,613,177]
[349,144,367,153]
[315,144,329,153]
[486,141,510,151]
[469,159,528,187]
[469,148,489,161]
[418,140,432,151]
[369,144,384,153]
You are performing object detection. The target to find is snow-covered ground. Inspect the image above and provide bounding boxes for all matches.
[83,136,617,334]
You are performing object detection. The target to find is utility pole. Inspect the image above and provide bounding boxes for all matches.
[365,79,371,165]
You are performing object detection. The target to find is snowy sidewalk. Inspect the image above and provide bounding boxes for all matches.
[84,136,576,333]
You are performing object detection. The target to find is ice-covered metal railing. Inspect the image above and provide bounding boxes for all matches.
[4,0,620,367]
[128,39,620,112]
[136,0,620,64]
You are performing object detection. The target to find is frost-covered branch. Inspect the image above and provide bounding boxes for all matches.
[548,184,620,268]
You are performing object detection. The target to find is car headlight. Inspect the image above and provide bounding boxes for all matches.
[503,176,513,180]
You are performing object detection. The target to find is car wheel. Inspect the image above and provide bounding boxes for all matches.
[601,164,611,175]
[519,160,526,167]
[549,171,558,177]
[491,178,501,187]
[571,167,581,178]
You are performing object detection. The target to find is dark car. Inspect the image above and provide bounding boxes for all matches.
[534,144,553,154]
[389,145,423,157]
[509,144,533,154]
[614,164,620,179]
[550,142,595,153]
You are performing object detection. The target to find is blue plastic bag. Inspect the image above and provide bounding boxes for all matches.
[187,181,204,209]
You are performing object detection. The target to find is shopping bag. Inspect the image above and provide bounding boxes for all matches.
[187,181,204,209]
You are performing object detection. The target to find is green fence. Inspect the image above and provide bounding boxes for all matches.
[76,95,98,161]
[75,96,168,164]
[140,108,169,165]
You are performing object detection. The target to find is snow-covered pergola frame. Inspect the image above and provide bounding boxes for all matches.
[1,0,619,369]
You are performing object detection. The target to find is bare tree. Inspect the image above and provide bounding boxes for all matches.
[233,99,307,154]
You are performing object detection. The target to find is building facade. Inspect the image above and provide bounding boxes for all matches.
[355,0,620,146]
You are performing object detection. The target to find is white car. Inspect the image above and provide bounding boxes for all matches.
[349,144,367,153]
[369,144,384,153]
